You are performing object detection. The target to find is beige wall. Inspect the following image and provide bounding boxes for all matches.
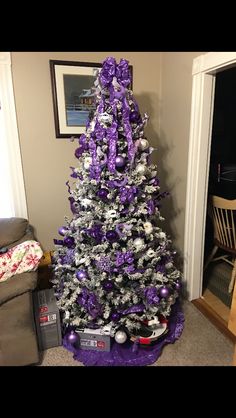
[160,52,203,256]
[11,52,162,251]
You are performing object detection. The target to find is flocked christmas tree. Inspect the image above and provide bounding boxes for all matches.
[52,57,182,349]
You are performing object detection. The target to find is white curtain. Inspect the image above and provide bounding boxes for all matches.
[0,52,28,219]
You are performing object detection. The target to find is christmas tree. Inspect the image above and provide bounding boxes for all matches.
[52,57,182,356]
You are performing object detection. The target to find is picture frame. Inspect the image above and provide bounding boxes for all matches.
[49,59,133,138]
[50,60,102,138]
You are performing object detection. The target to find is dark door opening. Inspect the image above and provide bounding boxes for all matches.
[203,66,236,320]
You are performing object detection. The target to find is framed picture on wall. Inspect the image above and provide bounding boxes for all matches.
[49,59,133,139]
[49,60,102,138]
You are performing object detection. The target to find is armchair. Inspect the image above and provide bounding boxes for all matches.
[0,217,42,366]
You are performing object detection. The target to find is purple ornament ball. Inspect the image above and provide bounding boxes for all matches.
[129,111,140,123]
[71,201,80,214]
[106,230,119,243]
[175,281,181,291]
[74,148,80,159]
[111,312,120,322]
[97,188,108,201]
[58,226,68,236]
[115,155,126,168]
[159,286,170,298]
[63,236,75,248]
[76,270,89,280]
[102,280,114,291]
[67,330,79,345]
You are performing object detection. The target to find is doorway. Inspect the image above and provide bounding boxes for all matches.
[202,67,236,322]
[184,52,236,302]
[184,52,236,339]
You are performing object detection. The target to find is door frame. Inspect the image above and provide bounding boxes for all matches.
[184,52,236,301]
[0,52,28,218]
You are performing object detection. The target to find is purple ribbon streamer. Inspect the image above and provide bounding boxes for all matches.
[106,177,128,188]
[122,95,135,164]
[147,199,155,215]
[119,304,145,315]
[107,121,118,173]
[89,132,101,181]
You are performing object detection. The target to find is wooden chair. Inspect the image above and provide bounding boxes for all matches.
[204,195,236,294]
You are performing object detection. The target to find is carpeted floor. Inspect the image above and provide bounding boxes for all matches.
[38,301,234,366]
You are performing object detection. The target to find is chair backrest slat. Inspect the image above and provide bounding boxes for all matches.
[210,195,236,253]
[232,210,236,248]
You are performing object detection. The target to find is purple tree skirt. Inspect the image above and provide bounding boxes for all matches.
[63,300,184,366]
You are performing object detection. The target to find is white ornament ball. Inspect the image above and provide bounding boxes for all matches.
[115,330,127,344]
[84,157,92,170]
[139,139,149,150]
[136,164,146,176]
[150,170,157,178]
[166,262,173,269]
[133,237,144,251]
[143,221,153,234]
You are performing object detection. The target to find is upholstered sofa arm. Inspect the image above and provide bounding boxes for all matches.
[0,271,38,305]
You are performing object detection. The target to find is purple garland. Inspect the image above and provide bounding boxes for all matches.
[63,300,184,366]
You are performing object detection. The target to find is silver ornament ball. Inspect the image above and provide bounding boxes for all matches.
[139,139,149,150]
[167,295,176,305]
[115,330,127,344]
[136,164,146,175]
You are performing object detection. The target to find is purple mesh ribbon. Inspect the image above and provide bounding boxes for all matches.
[115,250,134,267]
[60,249,75,265]
[119,304,145,315]
[63,300,184,366]
[77,288,102,319]
[119,186,137,204]
[144,287,160,305]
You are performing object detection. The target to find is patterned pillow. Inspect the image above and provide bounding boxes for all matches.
[0,240,43,282]
[0,218,28,248]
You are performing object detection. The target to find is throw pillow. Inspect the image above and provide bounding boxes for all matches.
[0,217,28,247]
